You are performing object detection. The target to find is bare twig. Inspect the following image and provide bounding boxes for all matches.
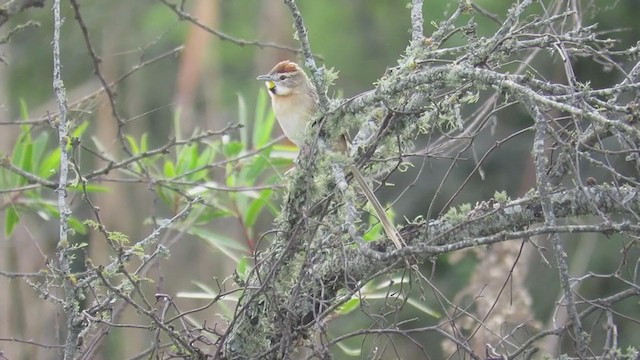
[158,0,303,54]
[0,0,44,28]
[526,100,587,356]
[283,0,329,111]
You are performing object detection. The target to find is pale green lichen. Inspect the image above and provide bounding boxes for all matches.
[494,190,510,203]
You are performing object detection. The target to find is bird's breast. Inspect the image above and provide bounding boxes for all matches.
[271,94,316,147]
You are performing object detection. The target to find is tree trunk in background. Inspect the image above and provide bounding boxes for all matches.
[174,0,219,132]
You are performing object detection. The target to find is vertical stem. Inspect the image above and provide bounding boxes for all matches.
[410,0,424,43]
[528,101,587,356]
[283,0,329,112]
[52,0,80,358]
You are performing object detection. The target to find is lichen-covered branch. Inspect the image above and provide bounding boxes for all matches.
[52,0,79,358]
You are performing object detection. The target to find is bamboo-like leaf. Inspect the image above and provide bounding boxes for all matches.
[4,206,20,237]
[188,227,247,262]
[243,189,273,229]
[38,148,60,179]
[237,93,248,145]
[163,160,176,178]
[335,297,360,315]
[253,88,277,148]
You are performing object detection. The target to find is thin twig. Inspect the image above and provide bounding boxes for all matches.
[283,0,329,111]
[159,0,303,54]
[52,0,80,358]
[526,100,587,356]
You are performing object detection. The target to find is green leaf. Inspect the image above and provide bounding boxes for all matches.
[20,142,34,173]
[193,207,234,224]
[243,189,273,229]
[406,297,440,318]
[336,297,360,315]
[237,93,248,145]
[157,187,173,206]
[69,217,87,235]
[253,88,277,148]
[363,222,382,242]
[236,256,251,281]
[31,132,50,172]
[140,133,149,153]
[223,141,243,158]
[176,143,196,175]
[71,121,89,139]
[190,146,214,181]
[33,202,87,235]
[68,184,110,193]
[9,127,34,186]
[176,281,238,316]
[242,149,271,186]
[126,135,140,154]
[163,161,176,178]
[335,342,361,357]
[188,227,247,262]
[5,206,20,237]
[18,98,30,122]
[38,148,60,179]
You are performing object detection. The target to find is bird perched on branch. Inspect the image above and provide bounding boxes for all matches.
[257,60,404,250]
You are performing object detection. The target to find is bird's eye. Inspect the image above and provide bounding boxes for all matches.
[279,75,286,80]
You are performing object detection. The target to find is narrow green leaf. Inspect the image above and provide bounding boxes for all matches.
[237,93,248,145]
[188,227,248,262]
[163,161,176,178]
[69,217,87,235]
[5,206,20,237]
[243,148,272,186]
[335,342,361,357]
[223,141,243,158]
[33,202,86,235]
[188,143,199,172]
[19,142,34,174]
[236,256,251,281]
[32,132,50,172]
[190,146,215,181]
[68,184,110,193]
[38,148,60,179]
[336,297,360,315]
[363,222,382,242]
[9,127,33,186]
[253,89,277,148]
[140,133,149,153]
[71,121,90,139]
[406,297,440,318]
[126,135,140,154]
[176,144,195,175]
[194,207,234,224]
[91,136,115,161]
[157,187,173,206]
[243,189,272,229]
[18,98,30,121]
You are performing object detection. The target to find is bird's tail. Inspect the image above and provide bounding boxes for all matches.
[350,165,405,250]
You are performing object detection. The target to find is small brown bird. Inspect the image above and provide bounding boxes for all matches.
[257,60,404,250]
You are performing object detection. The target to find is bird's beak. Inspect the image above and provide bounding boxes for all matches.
[257,74,276,92]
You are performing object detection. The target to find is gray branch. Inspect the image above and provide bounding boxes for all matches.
[52,0,80,358]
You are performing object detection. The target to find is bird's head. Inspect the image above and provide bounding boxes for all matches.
[256,60,310,97]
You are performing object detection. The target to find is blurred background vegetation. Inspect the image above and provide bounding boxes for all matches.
[1,0,639,358]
